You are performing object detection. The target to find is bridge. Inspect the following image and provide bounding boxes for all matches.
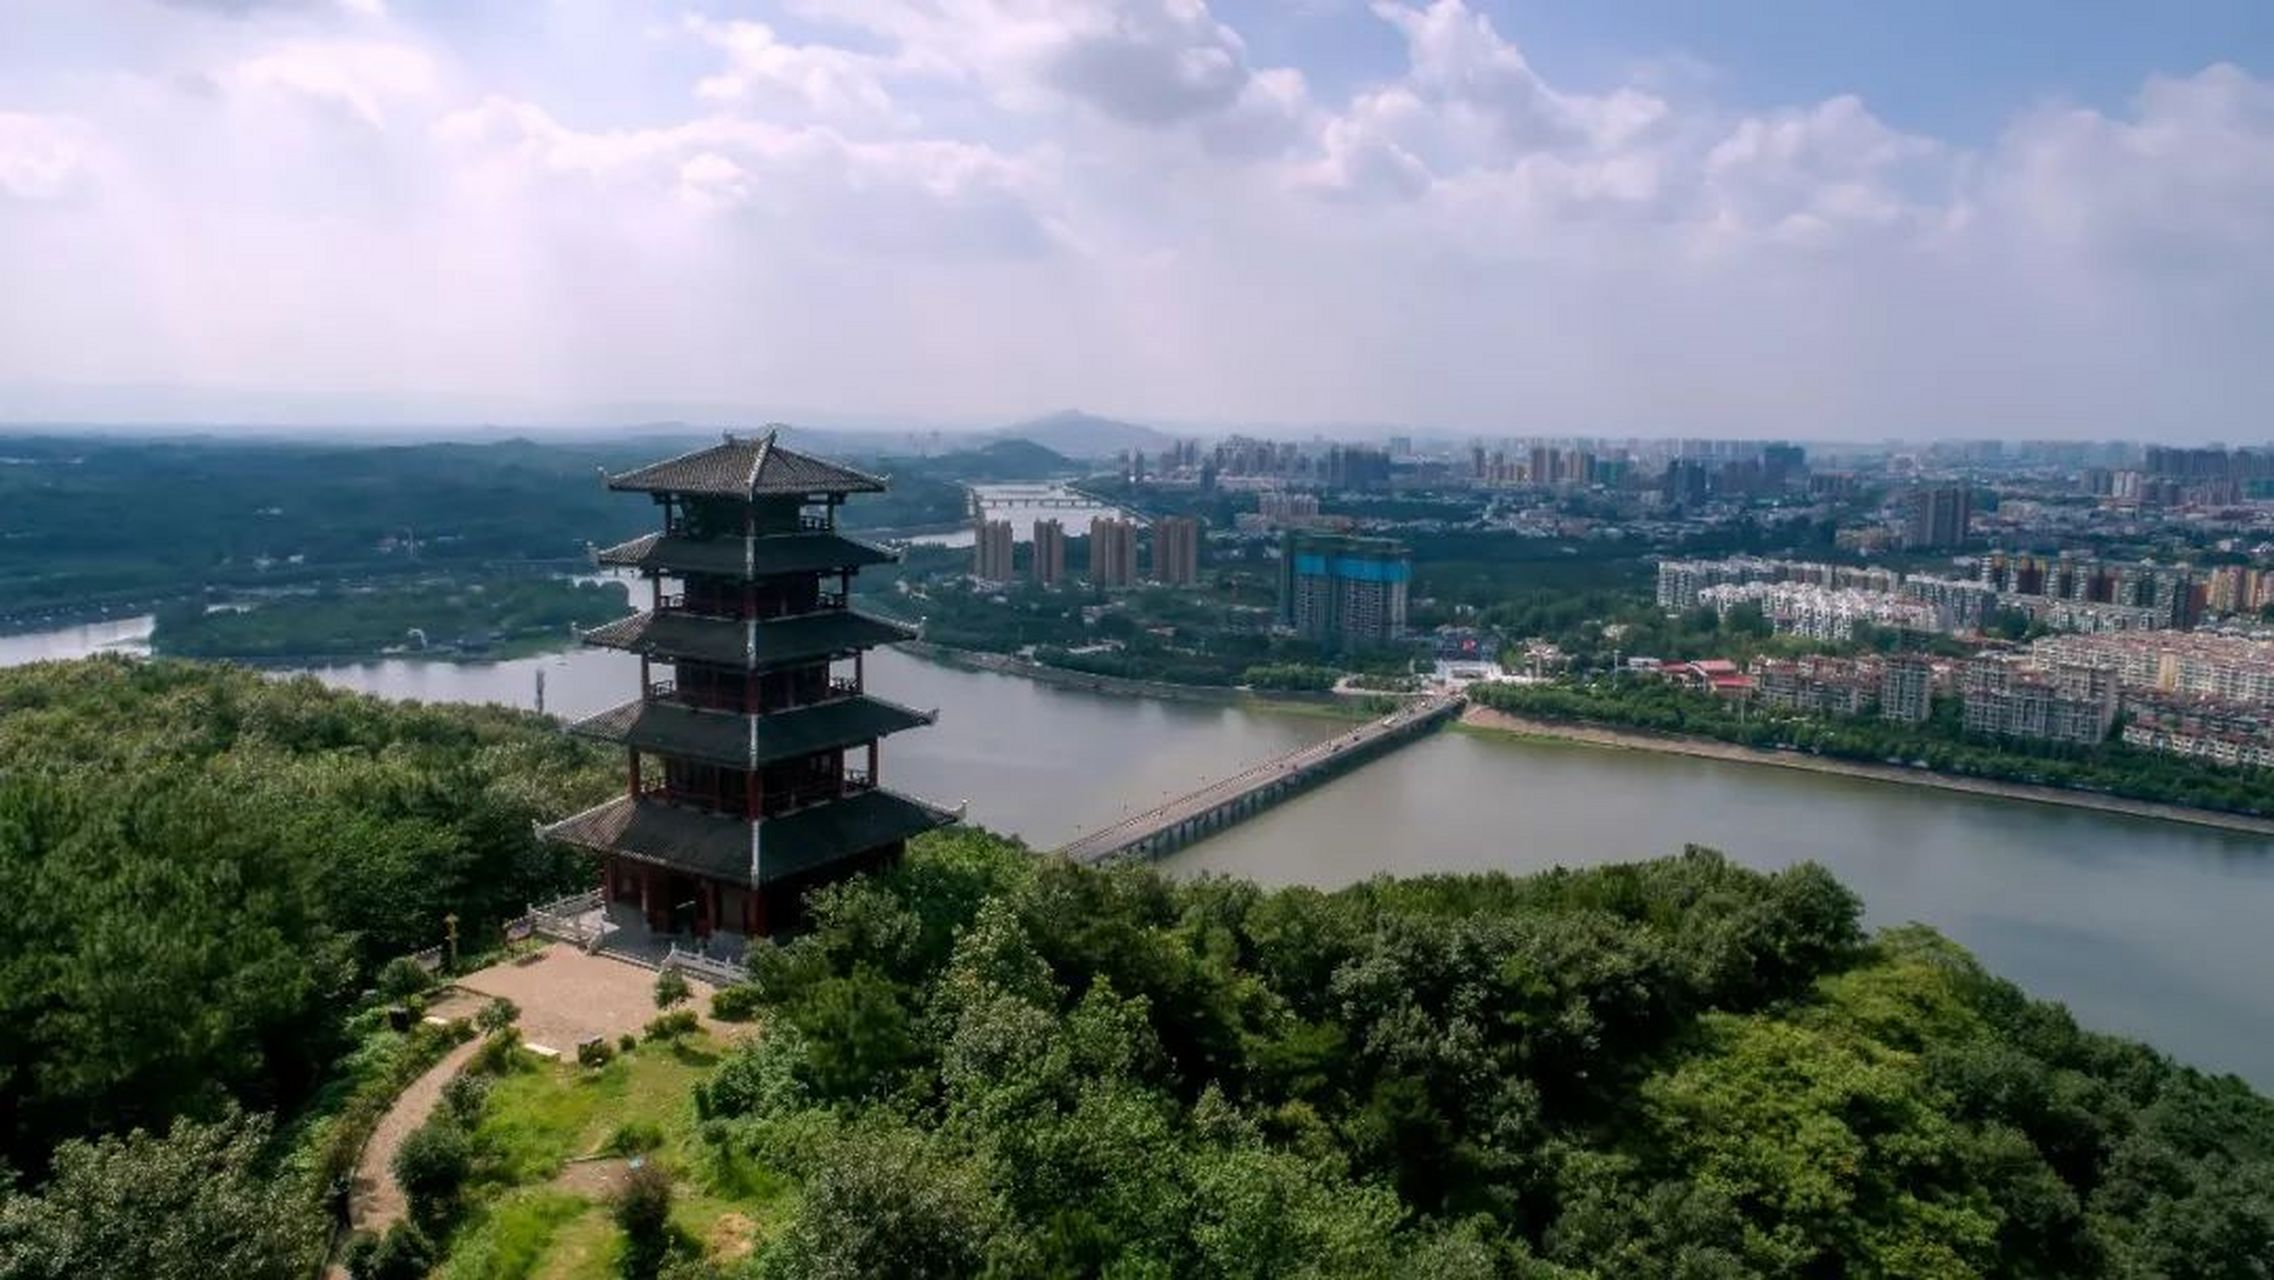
[1054,693,1465,864]
[967,485,1134,515]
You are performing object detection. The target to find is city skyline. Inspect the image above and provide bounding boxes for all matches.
[3,2,2272,437]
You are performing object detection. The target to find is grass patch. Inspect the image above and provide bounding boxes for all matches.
[438,1188,589,1280]
[472,1037,715,1186]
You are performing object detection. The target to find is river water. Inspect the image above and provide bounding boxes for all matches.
[911,483,1129,548]
[8,619,2273,1086]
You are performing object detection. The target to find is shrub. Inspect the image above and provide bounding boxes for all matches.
[438,1073,490,1126]
[345,1221,435,1280]
[653,968,691,1010]
[604,1119,665,1156]
[614,1162,675,1278]
[619,1033,640,1054]
[577,1037,616,1069]
[474,996,520,1034]
[374,957,434,1001]
[643,1010,700,1042]
[469,1027,524,1076]
[391,1119,472,1230]
[708,984,763,1022]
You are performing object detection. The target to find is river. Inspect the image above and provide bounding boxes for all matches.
[8,619,2274,1086]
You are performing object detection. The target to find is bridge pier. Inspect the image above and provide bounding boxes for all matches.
[1055,695,1464,866]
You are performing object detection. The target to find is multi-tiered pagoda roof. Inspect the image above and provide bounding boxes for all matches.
[539,430,955,936]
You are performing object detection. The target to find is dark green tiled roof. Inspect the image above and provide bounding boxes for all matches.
[606,430,887,499]
[538,788,957,886]
[593,531,896,579]
[581,608,915,669]
[568,695,934,769]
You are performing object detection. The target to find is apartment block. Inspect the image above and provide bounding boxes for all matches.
[972,517,1014,582]
[1151,516,1200,586]
[1089,516,1139,588]
[1031,518,1067,587]
[1961,655,2117,745]
[1279,532,1410,650]
[1880,654,1935,723]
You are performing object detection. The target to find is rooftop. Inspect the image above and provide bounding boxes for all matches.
[568,694,935,770]
[581,608,916,669]
[540,787,958,886]
[605,430,888,500]
[593,530,897,579]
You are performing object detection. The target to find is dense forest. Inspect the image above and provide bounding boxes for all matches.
[1471,678,2274,817]
[0,658,610,1185]
[150,575,630,660]
[2,659,2271,1277]
[0,436,965,620]
[681,833,2274,1276]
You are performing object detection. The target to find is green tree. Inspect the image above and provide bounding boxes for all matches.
[0,1112,316,1280]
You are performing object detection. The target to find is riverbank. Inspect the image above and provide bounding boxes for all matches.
[895,640,1375,718]
[1460,705,2274,838]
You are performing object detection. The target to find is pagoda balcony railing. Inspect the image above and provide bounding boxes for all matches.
[644,678,677,701]
[800,513,831,532]
[828,676,860,698]
[634,772,874,814]
[815,590,847,611]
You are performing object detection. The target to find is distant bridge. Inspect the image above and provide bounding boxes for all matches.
[967,486,1135,517]
[1054,693,1465,865]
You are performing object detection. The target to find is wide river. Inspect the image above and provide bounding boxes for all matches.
[9,616,2274,1086]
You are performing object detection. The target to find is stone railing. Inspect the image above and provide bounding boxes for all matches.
[528,889,606,947]
[663,944,748,987]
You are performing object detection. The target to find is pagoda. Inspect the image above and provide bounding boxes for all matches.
[540,430,956,940]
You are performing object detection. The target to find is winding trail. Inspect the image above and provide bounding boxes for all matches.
[346,1034,485,1236]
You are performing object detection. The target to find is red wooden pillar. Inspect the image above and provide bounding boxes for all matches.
[627,748,641,797]
[866,740,879,786]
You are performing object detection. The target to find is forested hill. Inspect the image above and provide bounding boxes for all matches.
[0,435,968,618]
[691,835,2274,1276]
[0,658,611,1180]
[0,659,2269,1276]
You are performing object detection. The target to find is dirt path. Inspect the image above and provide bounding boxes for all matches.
[346,1034,484,1236]
[1460,705,2274,836]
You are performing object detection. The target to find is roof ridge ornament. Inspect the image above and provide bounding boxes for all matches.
[744,427,777,498]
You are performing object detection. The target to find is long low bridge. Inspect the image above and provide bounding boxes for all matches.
[1054,693,1465,864]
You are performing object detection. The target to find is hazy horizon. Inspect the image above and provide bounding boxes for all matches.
[4,1,2271,439]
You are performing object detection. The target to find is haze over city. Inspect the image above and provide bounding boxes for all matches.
[3,0,2272,437]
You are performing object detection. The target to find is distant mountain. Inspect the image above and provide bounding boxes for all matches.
[991,410,1171,459]
[901,436,1075,482]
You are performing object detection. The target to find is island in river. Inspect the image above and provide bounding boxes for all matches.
[149,574,630,662]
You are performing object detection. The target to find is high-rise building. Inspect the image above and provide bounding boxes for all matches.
[1089,516,1139,587]
[1278,532,1410,650]
[1904,485,1974,549]
[972,517,1014,582]
[1031,518,1067,586]
[1152,517,1200,585]
[1661,458,1710,505]
[544,430,956,940]
[1323,446,1391,492]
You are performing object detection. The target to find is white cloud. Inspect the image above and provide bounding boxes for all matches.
[0,0,2270,434]
[0,113,97,200]
[226,39,438,127]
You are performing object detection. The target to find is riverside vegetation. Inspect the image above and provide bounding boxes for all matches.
[1470,677,2274,818]
[0,659,2270,1276]
[150,575,631,661]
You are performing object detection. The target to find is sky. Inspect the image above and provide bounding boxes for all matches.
[0,0,2271,438]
